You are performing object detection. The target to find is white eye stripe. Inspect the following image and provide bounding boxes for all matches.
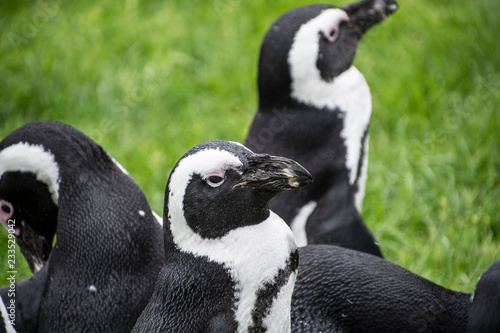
[0,142,60,205]
[168,148,243,243]
[319,10,349,42]
[289,8,350,91]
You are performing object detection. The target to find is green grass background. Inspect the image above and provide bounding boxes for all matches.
[0,0,499,294]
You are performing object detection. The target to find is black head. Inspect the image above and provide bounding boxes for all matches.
[258,0,398,108]
[164,140,313,241]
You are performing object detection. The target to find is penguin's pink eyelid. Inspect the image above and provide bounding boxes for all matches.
[320,28,338,43]
[205,170,226,186]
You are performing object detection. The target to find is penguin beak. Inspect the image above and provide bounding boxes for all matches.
[342,0,398,35]
[17,223,53,274]
[236,154,313,191]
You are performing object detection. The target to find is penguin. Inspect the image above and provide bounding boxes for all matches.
[132,140,312,333]
[131,140,477,332]
[467,260,500,333]
[245,0,398,255]
[0,121,164,332]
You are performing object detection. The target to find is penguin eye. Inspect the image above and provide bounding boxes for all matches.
[205,170,226,187]
[328,28,337,39]
[208,175,224,184]
[320,28,338,42]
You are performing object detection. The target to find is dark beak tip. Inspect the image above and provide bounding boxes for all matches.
[378,0,399,16]
[386,1,399,14]
[244,154,313,190]
[18,231,53,274]
[344,0,399,17]
[288,171,313,189]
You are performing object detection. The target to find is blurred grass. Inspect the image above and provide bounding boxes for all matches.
[0,0,499,293]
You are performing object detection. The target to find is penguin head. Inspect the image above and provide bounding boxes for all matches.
[164,140,311,331]
[0,140,60,273]
[258,0,398,107]
[165,140,313,241]
[0,121,126,273]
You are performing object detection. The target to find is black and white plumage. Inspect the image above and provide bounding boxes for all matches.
[467,260,500,333]
[245,0,398,255]
[125,139,479,333]
[133,140,312,333]
[0,121,164,332]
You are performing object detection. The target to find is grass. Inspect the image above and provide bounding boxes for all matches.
[0,0,499,293]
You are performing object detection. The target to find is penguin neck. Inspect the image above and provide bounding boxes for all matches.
[291,65,371,190]
[290,65,370,116]
[167,211,297,333]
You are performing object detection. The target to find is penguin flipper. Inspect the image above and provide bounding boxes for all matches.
[133,255,237,333]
